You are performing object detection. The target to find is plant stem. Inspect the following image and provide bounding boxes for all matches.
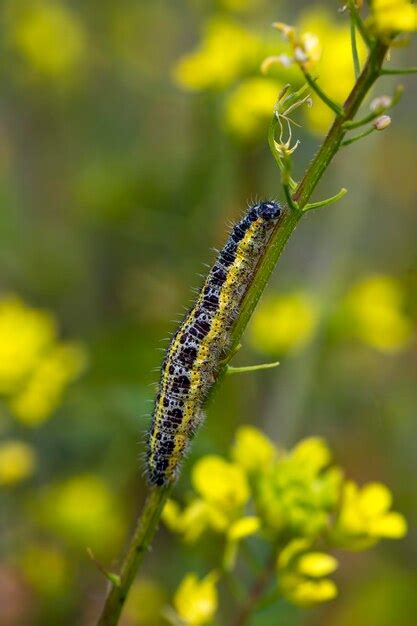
[97,486,171,626]
[231,550,277,626]
[96,40,389,626]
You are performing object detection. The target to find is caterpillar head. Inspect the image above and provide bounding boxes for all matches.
[257,201,282,222]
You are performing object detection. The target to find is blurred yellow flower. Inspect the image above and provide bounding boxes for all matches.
[291,436,331,474]
[224,77,281,139]
[249,292,318,355]
[281,575,338,606]
[0,440,36,486]
[10,342,87,426]
[297,552,338,578]
[227,515,260,541]
[278,538,338,606]
[344,274,413,353]
[125,578,166,626]
[10,1,87,80]
[173,572,218,625]
[172,17,262,91]
[21,544,69,598]
[333,480,407,549]
[163,497,229,543]
[37,474,124,553]
[192,455,249,509]
[370,0,417,34]
[231,425,276,473]
[0,295,56,394]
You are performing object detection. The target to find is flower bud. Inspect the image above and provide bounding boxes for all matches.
[373,115,391,131]
[370,95,392,112]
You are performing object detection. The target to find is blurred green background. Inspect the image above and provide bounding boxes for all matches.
[0,1,416,625]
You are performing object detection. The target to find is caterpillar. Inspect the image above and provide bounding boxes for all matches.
[146,200,284,486]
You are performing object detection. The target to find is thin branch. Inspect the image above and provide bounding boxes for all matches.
[301,70,343,115]
[347,0,373,49]
[303,187,348,212]
[349,9,361,79]
[342,126,375,146]
[381,67,417,75]
[227,361,280,375]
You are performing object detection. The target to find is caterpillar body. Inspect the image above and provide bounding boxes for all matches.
[146,200,283,486]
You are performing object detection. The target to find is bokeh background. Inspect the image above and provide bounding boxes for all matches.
[0,1,416,625]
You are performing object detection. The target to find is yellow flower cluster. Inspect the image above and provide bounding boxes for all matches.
[249,291,318,356]
[343,274,413,353]
[7,0,87,82]
[0,295,86,426]
[165,426,407,615]
[370,0,417,35]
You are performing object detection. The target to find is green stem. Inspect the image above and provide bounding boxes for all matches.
[301,70,343,115]
[227,361,280,375]
[347,0,373,48]
[381,67,417,75]
[350,15,361,79]
[97,486,171,626]
[342,126,375,146]
[96,40,389,626]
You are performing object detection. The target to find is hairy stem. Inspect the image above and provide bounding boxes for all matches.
[96,40,388,626]
[97,486,171,626]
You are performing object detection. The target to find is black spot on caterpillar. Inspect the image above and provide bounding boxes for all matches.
[146,200,283,486]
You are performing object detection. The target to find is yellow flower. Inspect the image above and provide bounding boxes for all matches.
[249,292,318,355]
[173,572,218,625]
[224,77,282,139]
[0,295,56,394]
[296,552,338,578]
[0,440,36,486]
[125,578,166,626]
[344,274,413,353]
[192,455,249,509]
[281,575,338,606]
[278,540,338,607]
[333,480,407,549]
[163,498,229,543]
[231,425,276,473]
[227,516,260,541]
[37,474,124,553]
[291,437,331,474]
[370,0,417,34]
[10,342,87,426]
[10,1,86,80]
[172,17,262,91]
